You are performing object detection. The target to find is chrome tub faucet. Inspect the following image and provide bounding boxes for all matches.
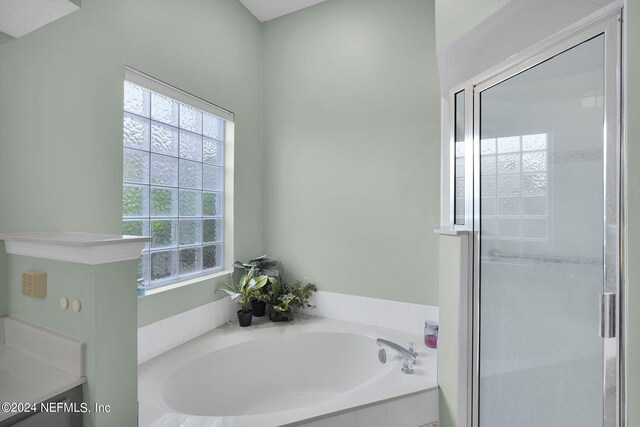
[376,338,417,374]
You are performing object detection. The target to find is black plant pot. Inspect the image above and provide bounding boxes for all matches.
[237,310,253,327]
[251,299,267,317]
[269,307,293,322]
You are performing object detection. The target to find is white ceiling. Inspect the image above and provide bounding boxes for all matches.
[0,0,78,38]
[238,0,330,22]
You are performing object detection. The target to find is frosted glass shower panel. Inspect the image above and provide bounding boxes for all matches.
[478,35,605,426]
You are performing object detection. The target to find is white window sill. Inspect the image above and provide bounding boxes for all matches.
[139,269,233,298]
[433,228,472,236]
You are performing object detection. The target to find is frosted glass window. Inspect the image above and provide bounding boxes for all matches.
[480,133,549,247]
[123,80,226,289]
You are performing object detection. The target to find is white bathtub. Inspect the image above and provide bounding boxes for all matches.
[138,315,438,426]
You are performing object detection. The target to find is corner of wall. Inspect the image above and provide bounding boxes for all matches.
[0,244,7,317]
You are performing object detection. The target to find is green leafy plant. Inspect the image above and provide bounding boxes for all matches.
[217,267,274,313]
[233,255,282,283]
[230,255,318,320]
[287,280,318,310]
[267,279,317,321]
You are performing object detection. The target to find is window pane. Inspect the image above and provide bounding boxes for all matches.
[151,122,179,157]
[454,90,465,225]
[179,159,202,189]
[179,130,203,161]
[203,165,222,191]
[203,192,221,216]
[203,113,224,141]
[497,136,521,153]
[124,81,150,117]
[179,247,202,275]
[522,134,547,151]
[203,219,222,243]
[179,220,201,246]
[123,113,150,151]
[497,154,521,174]
[151,250,177,282]
[150,187,178,217]
[151,154,178,187]
[522,151,547,172]
[151,92,179,126]
[203,245,222,270]
[123,185,148,217]
[179,190,201,217]
[203,138,222,165]
[151,220,177,248]
[180,103,202,134]
[522,173,547,194]
[123,149,149,184]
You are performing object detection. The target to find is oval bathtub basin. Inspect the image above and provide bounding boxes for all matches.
[138,316,437,427]
[163,332,391,416]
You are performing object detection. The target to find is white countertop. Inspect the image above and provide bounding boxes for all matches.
[0,231,151,265]
[0,231,150,247]
[0,344,85,422]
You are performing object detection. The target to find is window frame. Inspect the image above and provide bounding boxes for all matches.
[123,67,235,292]
[449,87,474,229]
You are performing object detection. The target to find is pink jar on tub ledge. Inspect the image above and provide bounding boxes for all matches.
[424,320,439,349]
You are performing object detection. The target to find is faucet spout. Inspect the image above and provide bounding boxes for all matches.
[376,338,416,362]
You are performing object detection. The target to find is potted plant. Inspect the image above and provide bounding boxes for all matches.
[268,279,318,322]
[217,267,271,327]
[250,286,269,317]
[233,255,282,318]
[233,255,282,282]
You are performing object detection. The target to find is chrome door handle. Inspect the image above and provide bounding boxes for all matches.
[600,292,616,338]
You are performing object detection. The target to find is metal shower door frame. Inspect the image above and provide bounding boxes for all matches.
[467,10,623,427]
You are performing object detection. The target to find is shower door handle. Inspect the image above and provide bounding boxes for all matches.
[599,292,616,338]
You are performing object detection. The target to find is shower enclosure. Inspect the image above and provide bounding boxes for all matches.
[450,9,623,427]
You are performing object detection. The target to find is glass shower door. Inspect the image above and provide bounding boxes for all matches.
[473,16,621,427]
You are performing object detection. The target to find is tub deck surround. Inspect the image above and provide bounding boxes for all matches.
[139,292,439,365]
[138,316,438,427]
[297,291,439,337]
[0,231,151,265]
[138,297,233,364]
[0,317,86,422]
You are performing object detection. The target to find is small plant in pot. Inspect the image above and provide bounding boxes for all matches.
[250,288,269,317]
[233,255,282,318]
[217,267,272,327]
[268,280,318,322]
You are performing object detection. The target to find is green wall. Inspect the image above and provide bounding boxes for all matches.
[261,0,441,306]
[438,235,465,427]
[0,0,264,323]
[0,31,14,45]
[625,1,639,426]
[6,256,138,426]
[0,0,263,424]
[435,0,510,51]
